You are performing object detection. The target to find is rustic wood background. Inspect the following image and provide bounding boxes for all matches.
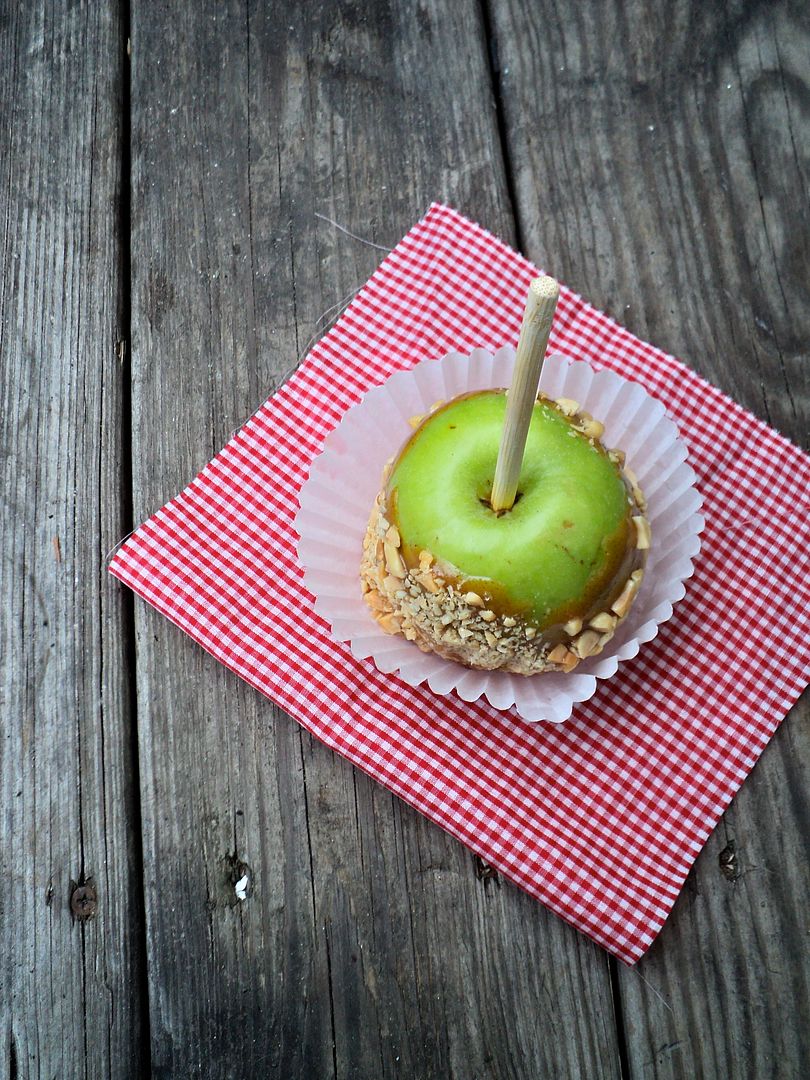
[2,1,808,1077]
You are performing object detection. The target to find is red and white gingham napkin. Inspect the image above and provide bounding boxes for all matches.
[110,204,810,963]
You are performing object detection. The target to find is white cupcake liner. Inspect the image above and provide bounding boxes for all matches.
[295,348,704,722]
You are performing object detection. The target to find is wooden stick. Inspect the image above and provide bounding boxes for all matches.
[490,275,560,512]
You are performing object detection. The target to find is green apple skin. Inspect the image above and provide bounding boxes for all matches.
[385,390,635,629]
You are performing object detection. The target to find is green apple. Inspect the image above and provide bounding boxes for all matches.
[385,390,635,630]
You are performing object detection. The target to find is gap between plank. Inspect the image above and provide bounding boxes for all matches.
[118,0,152,1069]
[609,957,631,1080]
[478,0,527,256]
[479,4,633,1076]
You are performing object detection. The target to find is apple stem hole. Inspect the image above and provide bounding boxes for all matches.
[481,491,523,516]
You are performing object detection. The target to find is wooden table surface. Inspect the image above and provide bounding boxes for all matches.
[2,2,808,1077]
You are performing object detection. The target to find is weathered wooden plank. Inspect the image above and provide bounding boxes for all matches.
[0,2,145,1078]
[129,1,623,1075]
[488,0,809,1074]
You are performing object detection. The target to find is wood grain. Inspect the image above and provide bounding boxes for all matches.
[0,2,145,1077]
[5,0,805,1073]
[129,1,623,1076]
[487,0,810,1074]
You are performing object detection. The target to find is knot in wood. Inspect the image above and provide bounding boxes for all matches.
[70,881,98,921]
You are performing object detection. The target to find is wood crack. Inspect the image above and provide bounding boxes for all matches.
[297,731,319,936]
[730,39,798,421]
[322,917,339,1080]
[478,0,525,254]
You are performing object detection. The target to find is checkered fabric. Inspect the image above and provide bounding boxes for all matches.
[110,204,810,963]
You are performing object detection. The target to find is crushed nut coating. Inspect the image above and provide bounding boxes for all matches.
[360,395,650,674]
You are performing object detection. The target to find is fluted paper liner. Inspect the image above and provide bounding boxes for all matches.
[295,348,703,722]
